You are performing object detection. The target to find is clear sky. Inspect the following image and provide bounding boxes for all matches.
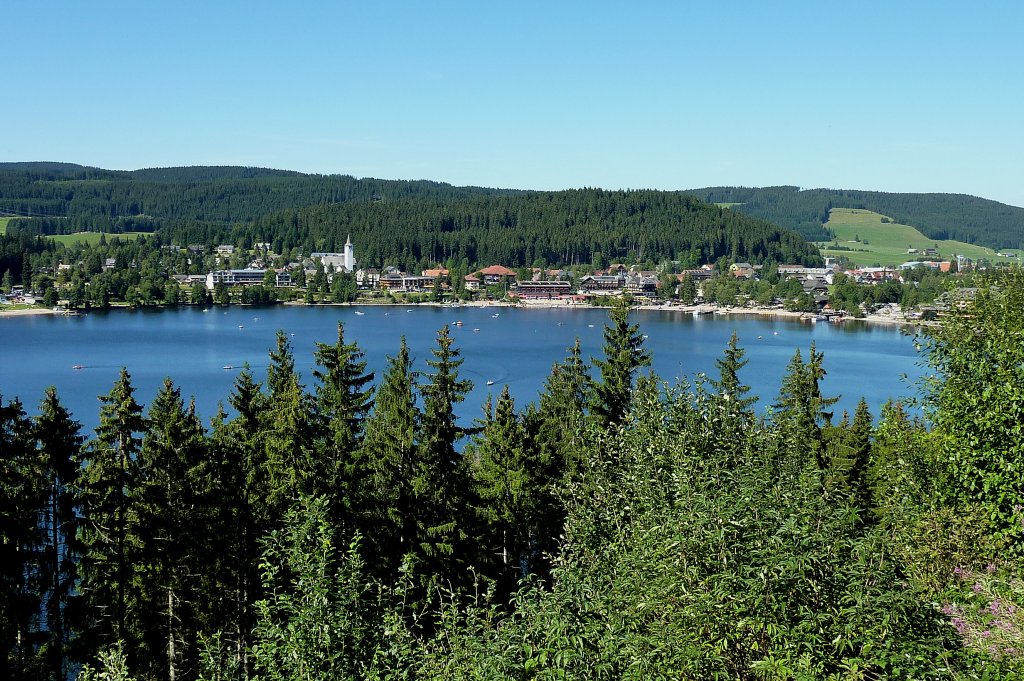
[3,1,1023,206]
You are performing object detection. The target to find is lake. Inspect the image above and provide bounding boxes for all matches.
[0,305,928,433]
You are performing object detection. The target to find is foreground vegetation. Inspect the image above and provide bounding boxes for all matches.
[4,270,1024,679]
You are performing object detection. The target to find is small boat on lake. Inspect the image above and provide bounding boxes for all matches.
[72,364,84,370]
[456,321,464,327]
[486,380,495,386]
[354,311,365,316]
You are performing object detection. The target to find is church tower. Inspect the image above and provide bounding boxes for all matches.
[343,235,355,272]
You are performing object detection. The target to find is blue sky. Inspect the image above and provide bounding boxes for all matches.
[3,1,1023,206]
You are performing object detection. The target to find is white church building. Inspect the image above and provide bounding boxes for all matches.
[311,235,356,273]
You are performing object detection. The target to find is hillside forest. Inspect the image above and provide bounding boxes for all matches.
[3,269,1024,679]
[687,185,1024,248]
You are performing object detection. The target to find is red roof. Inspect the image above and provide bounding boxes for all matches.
[477,265,517,277]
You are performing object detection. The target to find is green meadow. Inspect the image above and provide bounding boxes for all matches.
[0,217,11,235]
[45,231,148,246]
[816,208,1020,267]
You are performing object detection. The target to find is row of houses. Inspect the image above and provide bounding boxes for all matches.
[199,261,663,299]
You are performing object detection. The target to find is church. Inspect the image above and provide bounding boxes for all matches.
[311,235,355,273]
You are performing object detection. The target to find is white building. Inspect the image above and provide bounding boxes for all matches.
[311,235,356,274]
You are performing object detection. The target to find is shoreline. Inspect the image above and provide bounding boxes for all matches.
[1,299,926,328]
[0,307,58,317]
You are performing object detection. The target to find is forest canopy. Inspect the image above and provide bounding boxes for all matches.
[4,274,1024,679]
[687,185,1024,249]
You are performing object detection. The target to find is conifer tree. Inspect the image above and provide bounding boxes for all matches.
[536,338,589,477]
[471,386,543,593]
[267,330,298,401]
[133,380,210,681]
[710,331,757,461]
[312,322,374,525]
[212,371,269,677]
[34,387,84,681]
[78,369,146,662]
[591,297,651,427]
[0,396,42,679]
[263,332,316,522]
[773,344,839,473]
[414,326,473,586]
[844,398,874,516]
[358,337,418,577]
[712,331,757,419]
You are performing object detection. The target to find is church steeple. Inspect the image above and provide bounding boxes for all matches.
[343,235,355,272]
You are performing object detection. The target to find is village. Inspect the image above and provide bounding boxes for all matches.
[0,231,979,324]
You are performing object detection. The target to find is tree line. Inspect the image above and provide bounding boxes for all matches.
[0,163,515,235]
[5,278,1024,678]
[688,185,1024,249]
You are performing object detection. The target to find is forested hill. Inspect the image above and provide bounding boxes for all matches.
[687,186,1024,249]
[0,163,518,232]
[1,164,821,268]
[162,189,822,269]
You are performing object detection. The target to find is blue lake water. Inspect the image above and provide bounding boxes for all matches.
[0,305,928,433]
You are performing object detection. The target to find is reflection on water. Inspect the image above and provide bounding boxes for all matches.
[0,305,925,431]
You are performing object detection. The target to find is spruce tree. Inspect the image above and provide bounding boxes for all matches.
[471,386,541,593]
[712,331,757,418]
[536,338,589,477]
[591,297,651,427]
[212,370,270,678]
[773,344,839,473]
[263,333,316,522]
[133,379,210,681]
[358,337,418,578]
[78,369,146,662]
[312,322,374,525]
[0,396,43,679]
[34,387,84,681]
[413,326,473,587]
[844,398,874,517]
[710,331,757,461]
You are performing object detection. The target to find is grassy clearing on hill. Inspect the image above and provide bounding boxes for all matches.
[44,231,148,246]
[816,208,1020,267]
[0,217,11,235]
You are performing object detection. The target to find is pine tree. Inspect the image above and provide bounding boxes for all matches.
[133,380,210,681]
[34,388,84,681]
[591,297,651,427]
[78,369,146,662]
[358,337,418,578]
